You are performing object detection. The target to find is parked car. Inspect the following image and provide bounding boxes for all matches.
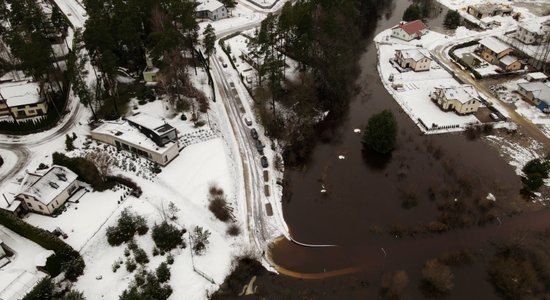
[251,128,258,139]
[243,116,252,126]
[255,139,264,155]
[261,156,269,168]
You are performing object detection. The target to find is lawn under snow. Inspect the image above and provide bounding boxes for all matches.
[0,225,52,300]
[375,29,481,134]
[65,138,245,299]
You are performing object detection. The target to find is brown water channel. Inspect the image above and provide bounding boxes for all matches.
[270,0,546,279]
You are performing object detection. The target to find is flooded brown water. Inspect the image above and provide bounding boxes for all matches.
[256,0,550,298]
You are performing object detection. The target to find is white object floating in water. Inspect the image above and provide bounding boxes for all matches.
[338,155,345,160]
[486,193,496,201]
[354,128,361,133]
[321,189,327,193]
[454,198,458,202]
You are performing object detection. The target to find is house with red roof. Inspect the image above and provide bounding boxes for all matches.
[391,20,429,41]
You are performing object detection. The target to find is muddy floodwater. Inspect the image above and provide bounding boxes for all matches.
[264,0,547,298]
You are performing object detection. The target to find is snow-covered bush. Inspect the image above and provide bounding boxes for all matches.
[106,209,148,246]
[151,222,184,252]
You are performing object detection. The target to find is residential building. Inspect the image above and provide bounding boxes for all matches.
[15,166,79,216]
[430,85,482,115]
[391,20,428,42]
[196,0,227,21]
[477,36,514,64]
[0,81,48,120]
[466,3,513,19]
[91,115,179,166]
[394,48,432,72]
[517,81,550,113]
[516,20,550,45]
[498,55,522,71]
[526,72,548,82]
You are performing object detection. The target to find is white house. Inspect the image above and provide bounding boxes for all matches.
[196,0,227,21]
[391,20,429,42]
[394,48,432,72]
[517,81,550,113]
[0,81,48,121]
[430,85,482,115]
[516,20,550,45]
[91,116,179,166]
[526,72,548,82]
[15,166,79,216]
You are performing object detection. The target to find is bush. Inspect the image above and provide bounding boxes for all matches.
[192,226,211,255]
[156,262,171,283]
[152,222,184,252]
[133,247,149,265]
[209,196,231,222]
[362,110,398,154]
[120,271,172,300]
[227,224,241,236]
[444,10,461,29]
[166,254,174,265]
[106,209,148,246]
[180,113,187,121]
[420,259,454,297]
[126,258,137,272]
[521,158,550,192]
[402,4,422,22]
[22,278,54,300]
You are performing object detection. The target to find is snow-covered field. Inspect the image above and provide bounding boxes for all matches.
[375,29,481,134]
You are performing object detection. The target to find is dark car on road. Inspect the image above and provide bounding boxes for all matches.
[261,156,268,168]
[251,128,258,139]
[255,139,264,155]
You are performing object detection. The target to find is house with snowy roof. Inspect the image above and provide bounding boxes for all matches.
[391,20,428,42]
[466,3,513,19]
[477,36,519,71]
[394,48,432,72]
[0,81,48,121]
[516,19,550,45]
[14,166,79,216]
[91,114,179,166]
[196,0,227,21]
[430,85,482,115]
[517,82,550,113]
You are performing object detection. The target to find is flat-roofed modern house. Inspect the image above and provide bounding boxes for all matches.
[517,81,550,113]
[430,85,482,115]
[196,0,227,21]
[477,37,514,65]
[391,20,428,42]
[0,81,48,120]
[15,166,79,216]
[526,72,548,82]
[91,114,179,166]
[394,48,432,72]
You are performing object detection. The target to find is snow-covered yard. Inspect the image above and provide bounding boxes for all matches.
[375,29,482,134]
[0,225,51,300]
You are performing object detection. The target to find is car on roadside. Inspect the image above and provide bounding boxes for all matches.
[261,156,269,168]
[251,128,258,139]
[255,139,264,155]
[243,116,252,126]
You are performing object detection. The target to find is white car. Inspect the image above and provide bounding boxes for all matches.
[243,117,252,126]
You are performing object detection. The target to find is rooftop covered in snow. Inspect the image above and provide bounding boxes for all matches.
[17,166,78,206]
[91,120,176,155]
[0,81,43,107]
[196,0,224,12]
[478,36,512,54]
[435,85,480,104]
[126,113,175,137]
[396,48,431,61]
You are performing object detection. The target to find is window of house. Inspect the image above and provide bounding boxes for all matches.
[39,205,43,210]
[27,202,32,207]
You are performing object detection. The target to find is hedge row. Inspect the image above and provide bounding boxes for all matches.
[449,40,482,80]
[0,209,84,280]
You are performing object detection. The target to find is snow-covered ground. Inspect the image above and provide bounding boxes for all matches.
[375,29,481,134]
[0,225,52,300]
